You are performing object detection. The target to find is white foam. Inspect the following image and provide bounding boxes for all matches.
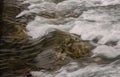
[16,10,30,18]
[56,0,84,17]
[70,9,120,44]
[26,16,73,39]
[70,21,109,40]
[67,64,120,77]
[30,61,120,77]
[18,0,120,18]
[81,9,118,22]
[92,45,120,58]
[101,0,120,5]
[22,0,43,4]
[28,2,56,14]
[17,0,120,76]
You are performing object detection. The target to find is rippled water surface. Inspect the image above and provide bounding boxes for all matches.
[17,0,120,77]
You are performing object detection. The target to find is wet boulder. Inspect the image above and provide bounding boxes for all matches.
[34,29,93,70]
[0,28,93,76]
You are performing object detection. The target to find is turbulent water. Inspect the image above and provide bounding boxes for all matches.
[17,0,120,77]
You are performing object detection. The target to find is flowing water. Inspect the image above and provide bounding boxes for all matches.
[16,0,120,77]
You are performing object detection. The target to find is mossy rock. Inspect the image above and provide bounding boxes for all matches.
[37,29,93,58]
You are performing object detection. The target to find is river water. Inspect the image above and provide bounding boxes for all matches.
[17,0,120,77]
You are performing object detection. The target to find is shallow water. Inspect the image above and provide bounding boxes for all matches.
[17,0,120,77]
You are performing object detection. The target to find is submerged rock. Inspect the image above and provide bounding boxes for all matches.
[0,29,93,76]
[42,30,93,58]
[34,29,93,70]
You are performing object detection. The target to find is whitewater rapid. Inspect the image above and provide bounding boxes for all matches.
[17,0,120,77]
